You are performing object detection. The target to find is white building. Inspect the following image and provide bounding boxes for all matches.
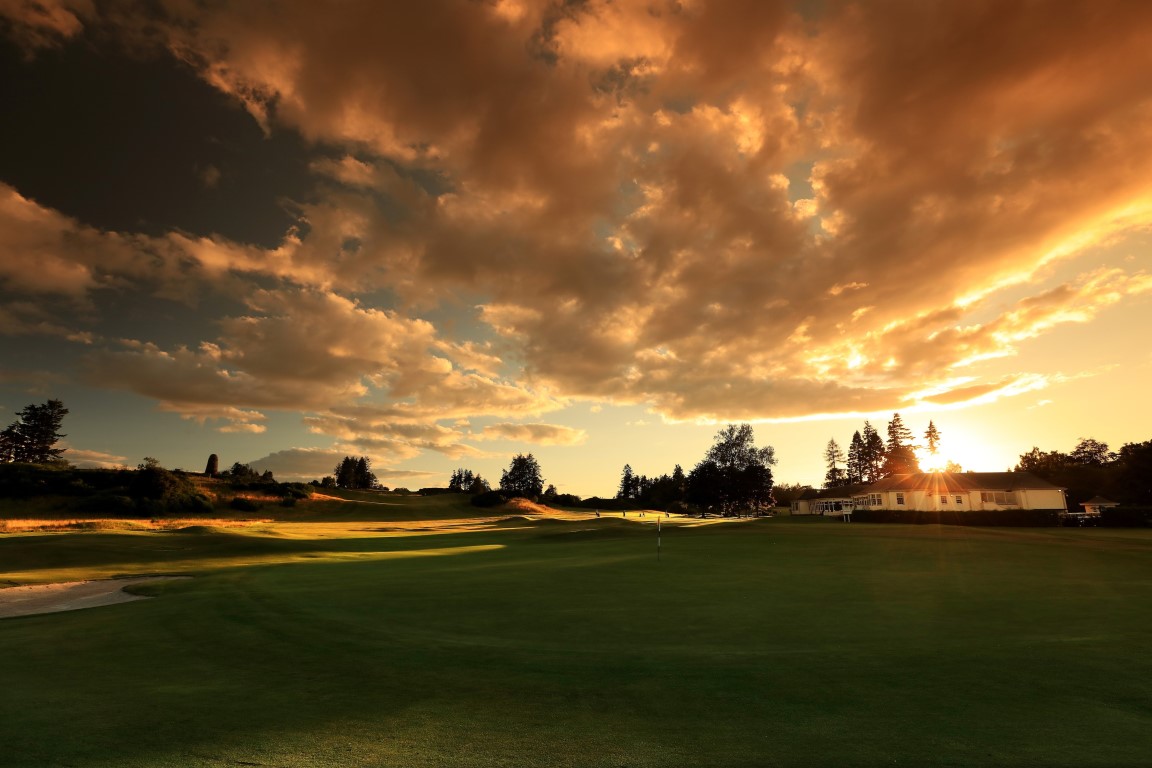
[791,472,1067,516]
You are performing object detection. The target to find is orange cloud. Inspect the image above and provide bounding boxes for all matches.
[8,1,1152,450]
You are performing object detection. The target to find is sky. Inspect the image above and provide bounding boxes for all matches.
[1,0,1151,497]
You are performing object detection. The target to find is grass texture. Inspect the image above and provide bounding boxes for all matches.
[2,500,1152,767]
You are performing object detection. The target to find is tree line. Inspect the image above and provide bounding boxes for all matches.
[1016,438,1152,509]
[616,423,776,517]
[820,413,956,488]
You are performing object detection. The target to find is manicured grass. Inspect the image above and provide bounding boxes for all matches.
[3,512,1152,766]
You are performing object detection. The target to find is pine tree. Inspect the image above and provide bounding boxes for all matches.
[886,413,914,451]
[823,438,846,488]
[847,430,865,484]
[1,399,68,464]
[861,421,886,483]
[671,464,686,501]
[334,457,357,488]
[881,413,920,477]
[925,421,941,458]
[353,457,376,489]
[617,464,636,500]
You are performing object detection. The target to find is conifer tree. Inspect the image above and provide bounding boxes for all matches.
[823,438,846,488]
[0,399,68,464]
[925,421,941,457]
[847,430,865,484]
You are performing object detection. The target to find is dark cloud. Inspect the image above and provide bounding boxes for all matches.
[3,0,1152,466]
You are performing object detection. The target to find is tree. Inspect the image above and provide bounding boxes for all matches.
[449,468,477,492]
[925,421,941,457]
[229,462,260,481]
[1070,438,1114,467]
[354,456,376,489]
[1114,441,1152,504]
[771,483,810,507]
[823,438,847,488]
[880,413,920,477]
[861,421,886,483]
[617,464,639,500]
[204,453,219,477]
[686,423,776,516]
[846,430,865,484]
[1016,446,1073,476]
[500,453,543,499]
[886,413,914,452]
[467,474,491,494]
[332,456,375,489]
[0,399,69,464]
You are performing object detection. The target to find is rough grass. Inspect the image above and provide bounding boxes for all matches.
[2,511,1152,767]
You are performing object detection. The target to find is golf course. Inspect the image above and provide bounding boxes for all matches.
[3,495,1152,767]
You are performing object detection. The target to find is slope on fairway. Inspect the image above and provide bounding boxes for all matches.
[2,518,1152,767]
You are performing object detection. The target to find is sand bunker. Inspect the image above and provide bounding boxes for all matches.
[0,576,189,619]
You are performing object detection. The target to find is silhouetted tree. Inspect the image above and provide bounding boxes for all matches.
[881,413,920,477]
[0,399,68,464]
[823,438,847,488]
[861,421,886,483]
[354,457,376,489]
[204,453,219,477]
[449,468,477,492]
[1114,441,1152,504]
[846,430,865,484]
[686,424,776,516]
[771,483,809,507]
[925,421,941,457]
[500,453,543,499]
[617,464,640,500]
[1070,438,1115,467]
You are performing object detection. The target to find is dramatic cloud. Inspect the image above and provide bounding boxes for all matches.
[4,0,1152,474]
[0,0,92,51]
[475,423,589,446]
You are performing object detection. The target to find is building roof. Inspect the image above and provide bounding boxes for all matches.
[1081,495,1119,507]
[864,471,1063,493]
[810,483,871,500]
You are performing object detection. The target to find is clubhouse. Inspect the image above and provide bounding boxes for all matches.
[791,471,1067,516]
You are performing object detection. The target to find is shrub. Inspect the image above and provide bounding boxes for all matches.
[280,496,297,508]
[229,497,261,512]
[471,490,509,508]
[849,508,1062,526]
[77,493,137,517]
[1098,506,1152,527]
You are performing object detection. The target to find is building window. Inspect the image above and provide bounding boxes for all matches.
[980,491,1018,506]
[896,492,905,506]
[954,495,963,505]
[870,493,882,506]
[940,495,948,504]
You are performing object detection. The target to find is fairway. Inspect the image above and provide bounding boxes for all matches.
[3,506,1152,767]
